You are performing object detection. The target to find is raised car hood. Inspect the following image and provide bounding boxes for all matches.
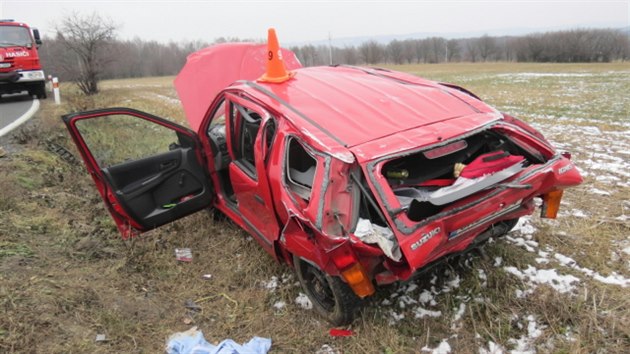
[174,43,302,131]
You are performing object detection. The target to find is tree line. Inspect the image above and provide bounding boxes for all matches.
[292,28,629,66]
[38,13,628,95]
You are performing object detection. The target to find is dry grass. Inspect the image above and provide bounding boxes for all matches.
[0,62,629,353]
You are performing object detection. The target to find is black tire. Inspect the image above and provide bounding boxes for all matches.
[34,82,47,99]
[499,218,519,235]
[294,255,362,325]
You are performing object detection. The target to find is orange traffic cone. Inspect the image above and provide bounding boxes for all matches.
[258,28,295,83]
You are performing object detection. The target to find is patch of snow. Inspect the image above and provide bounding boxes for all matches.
[504,265,580,294]
[569,209,588,218]
[508,315,546,354]
[478,269,488,287]
[442,275,461,292]
[505,236,537,252]
[273,301,286,310]
[452,303,466,323]
[264,276,279,291]
[512,218,537,236]
[552,252,630,287]
[494,257,503,267]
[388,310,405,324]
[526,315,544,338]
[479,341,505,354]
[590,188,611,196]
[421,339,451,354]
[615,215,629,222]
[414,307,442,319]
[295,293,313,310]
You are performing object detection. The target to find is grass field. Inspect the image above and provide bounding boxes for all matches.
[0,62,629,353]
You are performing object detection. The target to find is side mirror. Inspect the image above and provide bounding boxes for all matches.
[32,28,42,46]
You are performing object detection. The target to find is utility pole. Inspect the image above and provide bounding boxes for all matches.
[445,40,448,63]
[328,32,333,65]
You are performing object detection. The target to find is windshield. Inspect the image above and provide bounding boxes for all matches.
[0,26,32,47]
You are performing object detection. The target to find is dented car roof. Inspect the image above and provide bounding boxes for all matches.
[176,44,501,160]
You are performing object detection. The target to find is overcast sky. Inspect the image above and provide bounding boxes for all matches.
[2,0,628,44]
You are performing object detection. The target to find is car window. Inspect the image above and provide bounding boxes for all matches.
[230,103,262,178]
[208,99,226,128]
[75,114,179,168]
[285,137,317,202]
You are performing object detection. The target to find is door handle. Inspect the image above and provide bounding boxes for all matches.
[254,194,265,205]
[160,160,176,170]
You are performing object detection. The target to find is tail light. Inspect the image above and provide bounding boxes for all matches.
[340,263,375,298]
[329,246,375,298]
[541,189,564,219]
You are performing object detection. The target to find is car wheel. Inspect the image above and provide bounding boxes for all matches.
[500,218,519,235]
[294,255,362,325]
[36,83,47,99]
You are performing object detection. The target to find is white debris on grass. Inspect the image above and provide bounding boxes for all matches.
[479,341,505,354]
[494,257,503,267]
[273,301,286,310]
[623,247,630,255]
[503,265,580,295]
[315,344,339,354]
[421,339,451,354]
[295,292,313,310]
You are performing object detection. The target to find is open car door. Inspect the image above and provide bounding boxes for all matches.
[62,108,213,238]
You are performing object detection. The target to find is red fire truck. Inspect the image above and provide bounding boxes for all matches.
[0,19,46,99]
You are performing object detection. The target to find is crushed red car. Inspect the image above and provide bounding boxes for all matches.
[62,29,582,325]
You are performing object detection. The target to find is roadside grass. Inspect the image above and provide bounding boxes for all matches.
[0,62,628,353]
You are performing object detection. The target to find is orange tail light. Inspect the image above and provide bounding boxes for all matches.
[340,262,375,298]
[541,189,564,219]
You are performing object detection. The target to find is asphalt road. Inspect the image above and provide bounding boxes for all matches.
[0,93,40,137]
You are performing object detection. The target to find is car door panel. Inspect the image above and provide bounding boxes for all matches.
[224,94,281,248]
[62,108,213,238]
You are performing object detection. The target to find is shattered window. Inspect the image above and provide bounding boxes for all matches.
[285,137,317,201]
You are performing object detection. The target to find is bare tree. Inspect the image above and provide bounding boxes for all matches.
[56,12,118,95]
[477,35,497,61]
[359,40,384,64]
[387,40,405,64]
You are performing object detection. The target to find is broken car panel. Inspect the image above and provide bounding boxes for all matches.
[62,28,582,325]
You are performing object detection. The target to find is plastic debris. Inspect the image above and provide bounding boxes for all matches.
[175,248,193,262]
[95,334,107,342]
[329,328,355,337]
[355,218,401,261]
[184,299,201,312]
[166,327,271,354]
[202,274,212,280]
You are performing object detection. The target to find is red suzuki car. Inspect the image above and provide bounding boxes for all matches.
[62,29,582,325]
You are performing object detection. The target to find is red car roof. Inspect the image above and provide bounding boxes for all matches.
[248,65,500,149]
[176,44,501,161]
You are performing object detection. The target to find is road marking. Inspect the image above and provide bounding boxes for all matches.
[0,99,40,137]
